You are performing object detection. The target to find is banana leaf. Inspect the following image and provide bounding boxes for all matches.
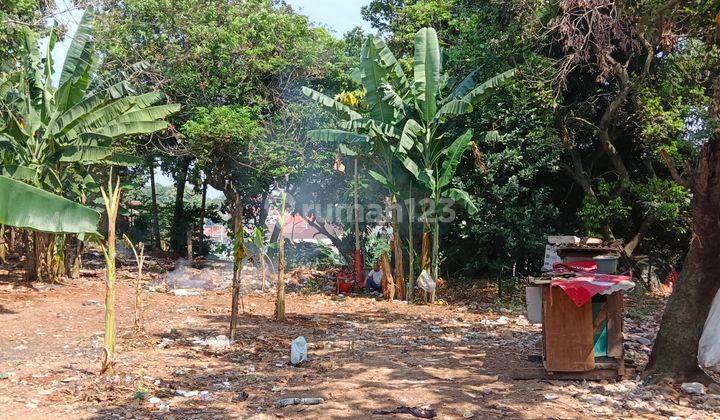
[461,69,516,105]
[361,37,395,124]
[96,120,168,138]
[0,175,99,234]
[445,188,478,215]
[307,129,368,143]
[103,152,143,167]
[301,87,362,121]
[438,130,473,189]
[59,145,114,163]
[413,28,441,122]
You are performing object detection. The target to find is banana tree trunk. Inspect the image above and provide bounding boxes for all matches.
[101,178,121,374]
[9,227,15,252]
[229,194,244,340]
[275,191,287,321]
[354,158,363,287]
[149,162,161,249]
[0,225,6,263]
[391,195,405,300]
[420,216,431,302]
[29,231,50,282]
[430,217,439,304]
[261,254,267,291]
[380,252,395,300]
[407,196,415,302]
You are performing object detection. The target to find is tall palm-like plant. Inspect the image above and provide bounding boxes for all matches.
[303,28,514,301]
[0,7,179,279]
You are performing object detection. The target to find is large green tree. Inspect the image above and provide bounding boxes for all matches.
[94,0,355,254]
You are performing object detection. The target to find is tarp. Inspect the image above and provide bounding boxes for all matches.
[699,289,720,368]
[550,261,634,307]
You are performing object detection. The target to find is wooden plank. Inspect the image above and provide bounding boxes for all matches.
[512,367,630,381]
[542,285,595,372]
[606,291,625,375]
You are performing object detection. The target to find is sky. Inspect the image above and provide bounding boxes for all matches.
[46,0,372,198]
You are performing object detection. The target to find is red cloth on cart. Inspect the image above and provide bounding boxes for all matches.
[552,261,597,274]
[549,261,632,307]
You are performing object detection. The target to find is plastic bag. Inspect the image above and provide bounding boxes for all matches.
[290,336,308,365]
[416,270,436,293]
[699,289,720,368]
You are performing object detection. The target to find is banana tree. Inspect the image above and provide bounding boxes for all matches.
[0,7,178,279]
[247,227,275,291]
[303,28,515,301]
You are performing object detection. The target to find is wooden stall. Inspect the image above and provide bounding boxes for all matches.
[532,280,630,380]
[518,238,635,381]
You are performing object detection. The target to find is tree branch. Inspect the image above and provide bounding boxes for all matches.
[660,149,691,188]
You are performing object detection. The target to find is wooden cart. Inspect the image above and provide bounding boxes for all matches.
[535,280,631,380]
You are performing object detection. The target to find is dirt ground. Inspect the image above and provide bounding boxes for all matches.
[1,265,719,419]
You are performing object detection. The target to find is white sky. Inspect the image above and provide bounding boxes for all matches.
[46,0,372,198]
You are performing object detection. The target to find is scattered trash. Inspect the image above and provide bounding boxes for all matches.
[372,406,437,418]
[172,289,201,297]
[681,382,707,395]
[290,336,308,365]
[200,391,210,401]
[479,316,510,327]
[275,397,324,408]
[416,270,436,293]
[176,390,199,397]
[234,391,249,402]
[462,411,474,418]
[205,335,231,351]
[545,394,559,401]
[157,338,173,348]
[148,397,162,405]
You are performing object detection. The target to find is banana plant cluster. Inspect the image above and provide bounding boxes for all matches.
[0,7,179,235]
[302,27,515,294]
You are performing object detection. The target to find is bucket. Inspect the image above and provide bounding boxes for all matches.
[526,286,542,324]
[338,281,353,294]
[593,255,619,274]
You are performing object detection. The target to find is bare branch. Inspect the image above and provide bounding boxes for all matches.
[659,148,691,188]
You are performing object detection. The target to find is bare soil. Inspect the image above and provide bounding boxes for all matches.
[0,265,718,419]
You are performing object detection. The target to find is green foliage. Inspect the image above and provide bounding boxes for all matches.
[364,228,392,266]
[631,178,690,233]
[0,8,177,198]
[578,180,631,238]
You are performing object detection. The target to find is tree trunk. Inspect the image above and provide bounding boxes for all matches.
[199,178,208,237]
[101,178,121,374]
[380,252,395,301]
[149,162,162,250]
[171,157,191,254]
[186,229,193,262]
[353,158,363,287]
[0,225,6,264]
[275,191,287,321]
[407,194,415,302]
[229,194,244,340]
[420,217,431,303]
[8,226,15,251]
[646,133,720,382]
[29,231,50,282]
[430,217,439,304]
[391,195,405,300]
